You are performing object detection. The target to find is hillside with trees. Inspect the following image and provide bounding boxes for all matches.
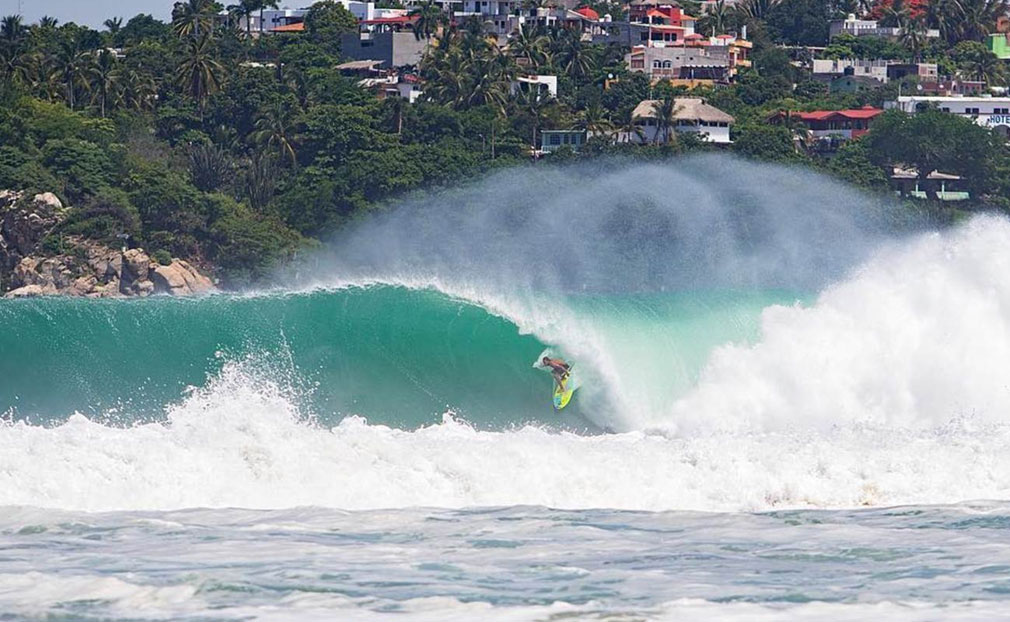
[1,0,1010,289]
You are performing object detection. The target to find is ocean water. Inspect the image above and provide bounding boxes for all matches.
[4,159,1010,620]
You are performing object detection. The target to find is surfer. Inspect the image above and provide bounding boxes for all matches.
[542,356,571,391]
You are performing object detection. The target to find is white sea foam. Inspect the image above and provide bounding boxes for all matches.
[666,215,1010,434]
[1,360,1009,512]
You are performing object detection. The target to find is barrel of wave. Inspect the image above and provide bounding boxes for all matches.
[0,285,602,431]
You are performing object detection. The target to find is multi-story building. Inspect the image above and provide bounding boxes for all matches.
[626,45,729,84]
[812,59,889,83]
[236,3,377,32]
[340,16,429,67]
[887,96,1010,137]
[625,31,750,83]
[829,14,939,39]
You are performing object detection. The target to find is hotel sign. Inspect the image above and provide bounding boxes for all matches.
[986,115,1010,125]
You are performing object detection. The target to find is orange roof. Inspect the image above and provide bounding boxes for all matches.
[575,6,600,19]
[271,22,305,32]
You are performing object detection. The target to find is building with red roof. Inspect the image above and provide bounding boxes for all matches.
[574,6,600,20]
[769,106,884,147]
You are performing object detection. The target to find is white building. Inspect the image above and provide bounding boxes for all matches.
[511,75,558,98]
[237,3,376,32]
[886,95,1010,137]
[829,14,939,39]
[812,58,889,82]
[629,97,734,144]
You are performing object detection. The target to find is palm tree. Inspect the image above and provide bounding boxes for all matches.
[956,0,1009,41]
[122,69,158,111]
[50,37,94,109]
[575,102,614,139]
[254,1,280,35]
[38,16,58,29]
[900,14,927,61]
[516,86,552,151]
[0,15,28,87]
[553,29,595,79]
[698,0,730,36]
[175,33,225,112]
[509,22,550,69]
[103,17,123,35]
[735,0,780,20]
[88,49,121,117]
[409,0,445,40]
[251,102,300,166]
[227,0,260,37]
[385,95,407,135]
[651,97,680,145]
[1,15,26,47]
[172,0,218,38]
[925,0,961,44]
[467,51,513,113]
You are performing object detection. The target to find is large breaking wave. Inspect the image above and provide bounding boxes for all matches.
[3,156,1009,512]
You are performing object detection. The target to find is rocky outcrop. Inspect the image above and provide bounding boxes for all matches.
[150,260,215,296]
[0,191,67,285]
[1,189,217,299]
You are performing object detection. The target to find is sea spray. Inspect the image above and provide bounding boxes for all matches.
[665,215,1010,434]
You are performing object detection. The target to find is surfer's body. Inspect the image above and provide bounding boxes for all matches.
[542,356,571,391]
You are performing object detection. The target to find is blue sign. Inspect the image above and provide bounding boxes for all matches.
[987,115,1010,125]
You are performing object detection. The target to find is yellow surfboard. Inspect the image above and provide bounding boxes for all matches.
[553,370,575,410]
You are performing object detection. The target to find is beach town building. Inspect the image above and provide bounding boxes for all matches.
[811,59,938,84]
[829,14,940,39]
[886,96,1010,137]
[891,168,971,201]
[232,3,377,32]
[340,16,428,67]
[622,3,750,84]
[829,74,884,93]
[511,75,559,99]
[540,130,588,154]
[626,45,729,84]
[768,106,883,150]
[627,97,734,143]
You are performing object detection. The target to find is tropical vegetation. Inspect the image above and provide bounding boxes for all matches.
[0,0,1009,286]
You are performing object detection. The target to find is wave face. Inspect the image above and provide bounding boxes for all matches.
[0,286,789,429]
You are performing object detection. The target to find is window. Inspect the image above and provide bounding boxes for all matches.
[966,107,980,115]
[549,134,561,145]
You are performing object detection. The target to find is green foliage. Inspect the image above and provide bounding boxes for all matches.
[821,139,889,189]
[42,138,117,200]
[865,109,1001,198]
[304,0,358,54]
[204,193,305,287]
[4,0,1010,289]
[732,123,801,162]
[765,0,831,46]
[153,249,174,265]
[61,188,142,244]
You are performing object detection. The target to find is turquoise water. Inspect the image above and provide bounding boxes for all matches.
[0,286,800,430]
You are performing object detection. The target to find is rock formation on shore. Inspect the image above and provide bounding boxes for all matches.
[1,190,215,298]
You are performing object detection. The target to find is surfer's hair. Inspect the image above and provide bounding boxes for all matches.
[542,356,550,363]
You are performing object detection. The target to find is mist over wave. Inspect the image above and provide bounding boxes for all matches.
[300,155,906,293]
